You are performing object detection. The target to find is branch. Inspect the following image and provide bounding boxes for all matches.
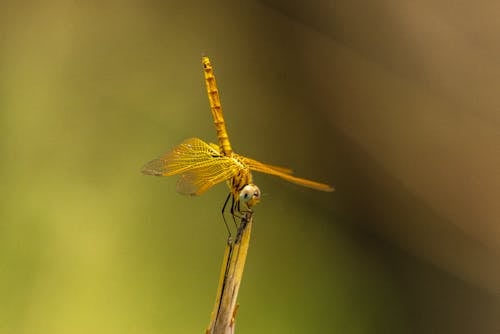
[206,212,253,334]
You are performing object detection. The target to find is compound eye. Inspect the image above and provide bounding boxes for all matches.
[239,184,261,203]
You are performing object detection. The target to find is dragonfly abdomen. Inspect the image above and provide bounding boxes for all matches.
[202,56,233,156]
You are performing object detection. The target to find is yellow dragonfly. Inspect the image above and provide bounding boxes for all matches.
[142,56,333,227]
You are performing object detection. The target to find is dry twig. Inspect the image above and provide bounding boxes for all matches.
[206,212,253,334]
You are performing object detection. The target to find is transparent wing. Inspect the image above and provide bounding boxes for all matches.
[240,156,294,175]
[176,161,240,195]
[142,137,241,195]
[240,155,334,192]
[142,137,221,176]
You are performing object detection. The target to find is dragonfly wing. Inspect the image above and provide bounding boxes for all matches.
[240,156,294,175]
[142,137,242,195]
[176,159,241,196]
[241,156,334,192]
[142,138,222,176]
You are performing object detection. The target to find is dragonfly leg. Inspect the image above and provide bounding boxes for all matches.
[236,199,253,216]
[221,192,232,238]
[229,195,240,229]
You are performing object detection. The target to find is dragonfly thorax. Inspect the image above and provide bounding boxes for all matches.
[228,163,253,195]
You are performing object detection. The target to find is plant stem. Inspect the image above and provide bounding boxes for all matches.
[206,212,253,334]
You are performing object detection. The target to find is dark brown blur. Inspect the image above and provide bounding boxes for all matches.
[262,0,500,331]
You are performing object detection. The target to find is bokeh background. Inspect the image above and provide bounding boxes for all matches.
[1,1,499,333]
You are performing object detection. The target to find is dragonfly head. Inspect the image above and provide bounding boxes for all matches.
[239,184,261,208]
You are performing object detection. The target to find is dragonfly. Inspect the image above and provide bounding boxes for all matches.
[142,56,334,231]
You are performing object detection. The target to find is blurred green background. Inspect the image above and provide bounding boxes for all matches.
[1,1,499,333]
